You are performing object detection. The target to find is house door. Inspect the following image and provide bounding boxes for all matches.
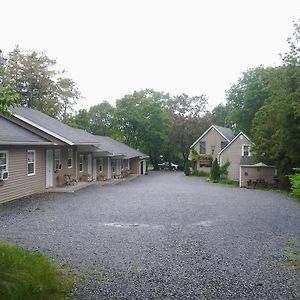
[92,158,97,181]
[140,161,144,175]
[87,154,92,175]
[46,150,53,188]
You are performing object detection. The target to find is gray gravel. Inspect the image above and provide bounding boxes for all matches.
[0,171,300,299]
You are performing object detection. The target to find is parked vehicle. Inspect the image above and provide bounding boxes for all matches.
[158,162,178,171]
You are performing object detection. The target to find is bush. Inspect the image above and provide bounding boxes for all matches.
[191,169,209,177]
[218,178,239,187]
[220,161,230,177]
[210,158,220,182]
[184,162,191,176]
[289,168,300,200]
[0,241,77,300]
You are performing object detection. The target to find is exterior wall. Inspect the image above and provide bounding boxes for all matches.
[51,146,76,187]
[219,134,251,181]
[130,157,140,174]
[0,146,46,203]
[193,128,228,162]
[240,167,276,187]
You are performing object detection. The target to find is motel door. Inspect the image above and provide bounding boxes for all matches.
[46,150,53,188]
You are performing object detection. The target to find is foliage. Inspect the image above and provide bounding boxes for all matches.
[225,67,272,135]
[220,161,230,177]
[210,158,220,182]
[289,168,300,200]
[0,82,20,115]
[190,149,200,162]
[2,47,80,119]
[184,161,191,176]
[0,241,77,300]
[191,169,209,177]
[212,103,231,127]
[218,178,239,187]
[165,93,212,163]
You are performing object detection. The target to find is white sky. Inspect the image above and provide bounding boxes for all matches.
[1,0,300,110]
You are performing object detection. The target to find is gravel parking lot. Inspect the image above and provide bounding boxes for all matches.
[0,171,299,299]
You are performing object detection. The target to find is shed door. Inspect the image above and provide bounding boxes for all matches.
[46,150,53,188]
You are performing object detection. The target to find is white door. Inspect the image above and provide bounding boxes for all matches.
[87,154,92,175]
[46,150,53,188]
[92,158,97,181]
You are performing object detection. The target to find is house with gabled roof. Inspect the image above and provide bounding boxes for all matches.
[0,107,148,203]
[189,125,276,187]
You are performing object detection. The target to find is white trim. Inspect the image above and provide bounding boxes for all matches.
[67,149,73,168]
[239,166,242,187]
[242,144,251,157]
[13,114,74,145]
[0,150,9,172]
[218,132,251,156]
[27,149,36,176]
[190,125,231,149]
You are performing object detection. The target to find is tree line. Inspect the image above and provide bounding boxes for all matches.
[0,18,299,186]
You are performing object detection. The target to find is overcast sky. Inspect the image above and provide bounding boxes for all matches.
[2,0,300,110]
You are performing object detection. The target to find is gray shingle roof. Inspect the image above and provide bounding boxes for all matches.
[214,125,235,141]
[0,116,52,145]
[94,136,149,159]
[11,107,99,145]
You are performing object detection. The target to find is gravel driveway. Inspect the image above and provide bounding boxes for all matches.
[0,171,300,299]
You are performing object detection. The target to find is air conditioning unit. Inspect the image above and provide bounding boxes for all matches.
[0,171,9,181]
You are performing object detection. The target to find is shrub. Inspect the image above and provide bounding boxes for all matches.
[0,241,77,300]
[220,161,230,177]
[210,158,220,182]
[184,162,191,176]
[191,169,209,177]
[289,168,300,200]
[219,178,239,187]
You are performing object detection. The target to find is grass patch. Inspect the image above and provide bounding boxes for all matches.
[0,241,77,300]
[191,169,209,177]
[282,241,300,272]
[218,178,239,187]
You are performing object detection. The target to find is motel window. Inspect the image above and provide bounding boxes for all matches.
[242,144,251,157]
[99,158,103,172]
[55,149,61,171]
[27,150,35,176]
[0,151,8,172]
[68,149,73,168]
[199,141,206,154]
[79,155,83,172]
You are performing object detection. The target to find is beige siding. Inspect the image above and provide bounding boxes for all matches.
[0,146,46,203]
[194,128,228,160]
[240,166,276,187]
[130,157,140,174]
[52,147,76,187]
[220,135,251,181]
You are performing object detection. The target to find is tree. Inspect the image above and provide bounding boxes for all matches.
[166,94,211,163]
[210,158,220,182]
[225,67,271,135]
[211,103,231,127]
[88,101,115,136]
[0,82,20,115]
[56,78,81,123]
[2,47,80,118]
[114,90,170,169]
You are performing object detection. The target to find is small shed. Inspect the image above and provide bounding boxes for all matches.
[240,162,277,188]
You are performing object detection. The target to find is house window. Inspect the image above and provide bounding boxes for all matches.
[79,155,83,172]
[27,150,35,176]
[55,150,61,171]
[68,149,73,168]
[0,151,8,172]
[242,144,251,156]
[221,141,228,150]
[99,158,103,172]
[200,141,206,154]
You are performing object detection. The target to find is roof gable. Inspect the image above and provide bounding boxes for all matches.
[190,125,235,148]
[0,116,52,145]
[218,132,251,156]
[10,107,99,145]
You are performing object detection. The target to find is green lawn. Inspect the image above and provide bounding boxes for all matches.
[0,241,77,300]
